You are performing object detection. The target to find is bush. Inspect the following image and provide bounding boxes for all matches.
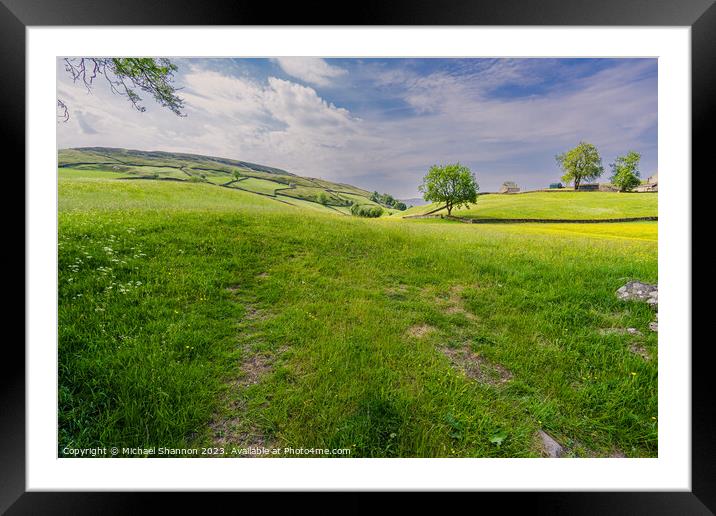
[351,204,384,218]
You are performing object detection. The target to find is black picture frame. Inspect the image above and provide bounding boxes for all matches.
[5,0,711,513]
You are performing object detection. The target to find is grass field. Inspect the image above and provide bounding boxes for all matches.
[401,191,658,220]
[233,177,280,196]
[58,167,658,458]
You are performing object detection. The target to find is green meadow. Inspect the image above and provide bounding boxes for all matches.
[401,191,658,220]
[58,162,658,458]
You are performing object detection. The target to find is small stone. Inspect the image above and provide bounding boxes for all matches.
[538,430,564,458]
[626,328,642,335]
[629,343,650,360]
[649,321,658,332]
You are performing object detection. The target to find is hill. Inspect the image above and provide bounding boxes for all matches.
[58,147,401,215]
[399,191,657,221]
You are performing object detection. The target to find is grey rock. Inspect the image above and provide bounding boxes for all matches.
[648,312,658,332]
[616,281,658,307]
[538,430,564,458]
[626,328,642,335]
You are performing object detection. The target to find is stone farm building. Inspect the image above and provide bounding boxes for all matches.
[634,172,658,192]
[499,181,520,194]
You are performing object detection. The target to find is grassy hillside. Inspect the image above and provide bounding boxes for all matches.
[400,191,657,220]
[59,169,658,458]
[59,147,390,215]
[59,147,293,176]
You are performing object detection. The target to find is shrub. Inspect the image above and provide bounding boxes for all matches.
[351,204,384,218]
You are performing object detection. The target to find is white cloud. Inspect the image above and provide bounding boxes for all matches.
[272,58,347,87]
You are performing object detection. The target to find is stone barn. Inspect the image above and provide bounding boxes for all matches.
[634,172,658,192]
[499,181,520,194]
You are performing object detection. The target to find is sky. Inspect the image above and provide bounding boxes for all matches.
[57,57,657,198]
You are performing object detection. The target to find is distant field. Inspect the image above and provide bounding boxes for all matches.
[278,186,349,206]
[58,168,657,458]
[234,177,280,196]
[308,178,372,198]
[401,191,658,220]
[338,192,381,207]
[275,194,344,215]
[60,167,134,180]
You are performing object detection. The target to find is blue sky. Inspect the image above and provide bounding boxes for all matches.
[57,57,657,197]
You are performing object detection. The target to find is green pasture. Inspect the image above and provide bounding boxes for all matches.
[58,167,658,458]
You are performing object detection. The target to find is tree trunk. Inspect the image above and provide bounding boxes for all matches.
[574,179,580,191]
[447,204,452,216]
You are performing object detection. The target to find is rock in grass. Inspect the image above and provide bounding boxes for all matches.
[648,311,658,332]
[616,281,658,306]
[538,430,564,458]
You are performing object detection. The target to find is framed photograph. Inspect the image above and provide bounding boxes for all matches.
[7,0,712,511]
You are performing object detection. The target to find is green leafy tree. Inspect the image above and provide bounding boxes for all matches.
[57,58,185,121]
[609,151,642,192]
[233,170,242,182]
[316,192,329,205]
[418,163,479,216]
[555,142,604,190]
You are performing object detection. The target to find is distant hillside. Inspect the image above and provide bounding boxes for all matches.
[58,147,403,216]
[60,147,294,176]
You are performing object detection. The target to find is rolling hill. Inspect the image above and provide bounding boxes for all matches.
[58,147,400,215]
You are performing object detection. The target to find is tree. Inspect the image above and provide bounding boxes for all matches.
[418,163,479,216]
[555,142,603,190]
[609,151,642,192]
[233,170,242,182]
[316,192,329,205]
[58,58,185,121]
